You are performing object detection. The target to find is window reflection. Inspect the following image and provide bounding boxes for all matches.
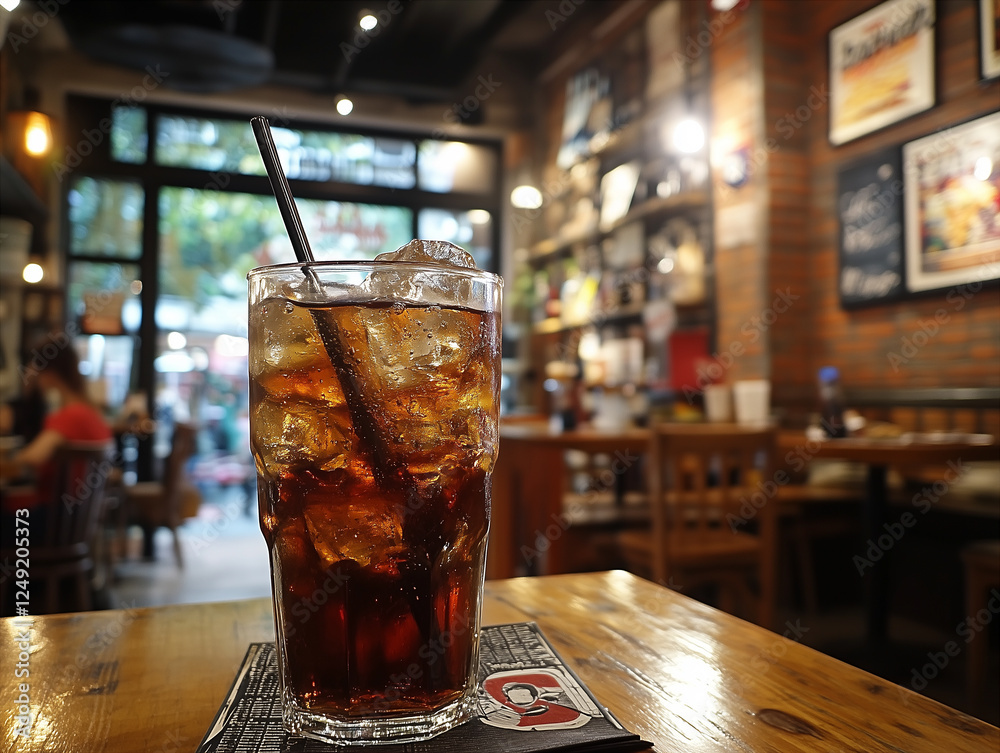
[418,141,497,194]
[153,115,418,189]
[418,208,492,269]
[68,262,142,335]
[111,106,147,164]
[68,178,144,258]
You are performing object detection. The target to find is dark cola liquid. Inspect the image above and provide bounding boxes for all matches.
[251,299,498,717]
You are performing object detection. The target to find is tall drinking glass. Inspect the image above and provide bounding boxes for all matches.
[248,256,501,744]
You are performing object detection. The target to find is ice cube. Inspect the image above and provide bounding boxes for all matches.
[374,239,477,269]
[363,240,479,307]
[252,397,354,476]
[303,500,404,569]
[249,295,326,380]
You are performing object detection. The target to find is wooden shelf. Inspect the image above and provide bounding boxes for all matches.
[0,157,48,225]
[531,302,646,335]
[529,189,709,264]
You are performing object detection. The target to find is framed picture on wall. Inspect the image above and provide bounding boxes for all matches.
[828,0,936,146]
[903,111,1000,293]
[836,146,905,307]
[981,0,1000,80]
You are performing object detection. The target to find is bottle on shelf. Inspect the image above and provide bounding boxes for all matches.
[818,366,847,438]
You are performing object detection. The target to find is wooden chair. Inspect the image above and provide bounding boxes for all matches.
[774,483,864,616]
[1,442,113,614]
[961,540,1000,705]
[619,424,778,628]
[124,423,197,567]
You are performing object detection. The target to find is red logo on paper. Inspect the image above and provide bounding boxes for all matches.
[479,669,597,731]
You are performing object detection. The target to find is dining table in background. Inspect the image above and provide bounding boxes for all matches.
[1,571,996,753]
[490,424,999,641]
[489,423,651,578]
[776,430,999,646]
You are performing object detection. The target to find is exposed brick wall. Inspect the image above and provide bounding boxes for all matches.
[712,0,1000,419]
[806,0,1000,393]
[710,0,769,382]
[762,0,814,408]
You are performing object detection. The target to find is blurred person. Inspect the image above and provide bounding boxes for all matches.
[1,342,112,616]
[1,340,112,511]
[0,378,46,444]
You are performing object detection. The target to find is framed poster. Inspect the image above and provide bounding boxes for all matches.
[903,111,1000,293]
[837,147,905,307]
[557,68,610,170]
[981,0,1000,80]
[828,0,935,146]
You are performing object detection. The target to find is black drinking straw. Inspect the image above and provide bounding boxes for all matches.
[250,116,315,267]
[251,117,444,667]
[250,115,402,485]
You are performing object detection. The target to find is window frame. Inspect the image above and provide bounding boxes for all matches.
[62,95,503,479]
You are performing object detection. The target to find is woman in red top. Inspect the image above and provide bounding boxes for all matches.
[4,343,112,511]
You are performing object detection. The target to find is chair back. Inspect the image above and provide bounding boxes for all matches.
[39,442,114,559]
[162,423,197,522]
[650,424,776,562]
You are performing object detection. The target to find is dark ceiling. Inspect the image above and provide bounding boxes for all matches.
[55,0,591,102]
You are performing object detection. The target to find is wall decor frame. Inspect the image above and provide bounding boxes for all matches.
[903,111,1000,293]
[837,146,906,307]
[828,0,936,146]
[981,0,1000,80]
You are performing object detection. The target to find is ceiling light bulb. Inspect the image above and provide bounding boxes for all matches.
[0,0,21,11]
[359,13,377,31]
[336,98,354,116]
[24,112,52,156]
[673,118,705,154]
[510,185,543,209]
[974,156,992,181]
[167,331,187,350]
[23,263,43,283]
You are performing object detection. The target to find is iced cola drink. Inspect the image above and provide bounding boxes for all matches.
[248,242,501,744]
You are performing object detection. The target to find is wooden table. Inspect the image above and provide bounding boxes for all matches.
[489,424,651,578]
[2,571,996,752]
[777,431,999,645]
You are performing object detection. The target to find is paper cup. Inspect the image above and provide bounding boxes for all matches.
[703,384,732,422]
[733,379,770,426]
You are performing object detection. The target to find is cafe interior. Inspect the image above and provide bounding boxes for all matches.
[1,0,999,748]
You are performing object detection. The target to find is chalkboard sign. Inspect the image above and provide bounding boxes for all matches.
[837,147,905,307]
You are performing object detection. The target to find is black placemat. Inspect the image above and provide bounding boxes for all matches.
[197,622,649,752]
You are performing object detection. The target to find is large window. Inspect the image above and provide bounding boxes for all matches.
[63,95,502,481]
